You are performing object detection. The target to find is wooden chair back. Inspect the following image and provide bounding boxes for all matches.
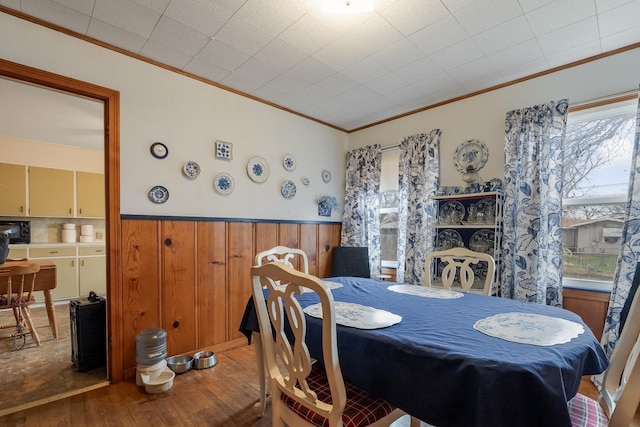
[425,247,495,295]
[255,245,309,274]
[0,262,42,346]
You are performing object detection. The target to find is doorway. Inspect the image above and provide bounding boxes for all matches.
[0,59,121,414]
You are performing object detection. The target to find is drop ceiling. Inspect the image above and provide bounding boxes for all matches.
[1,0,640,134]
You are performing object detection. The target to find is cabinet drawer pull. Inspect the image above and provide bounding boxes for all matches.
[20,206,24,213]
[69,208,72,214]
[81,260,85,267]
[49,251,59,254]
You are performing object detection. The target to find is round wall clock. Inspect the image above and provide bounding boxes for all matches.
[150,142,168,159]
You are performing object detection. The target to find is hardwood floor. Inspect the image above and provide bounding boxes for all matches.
[0,343,638,426]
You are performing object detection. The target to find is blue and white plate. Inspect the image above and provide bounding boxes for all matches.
[213,173,235,195]
[454,139,489,173]
[247,156,270,183]
[148,185,169,204]
[283,154,296,171]
[281,180,297,199]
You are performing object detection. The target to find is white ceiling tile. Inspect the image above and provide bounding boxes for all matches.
[196,39,251,72]
[487,38,544,69]
[250,84,291,104]
[409,15,468,55]
[87,18,148,53]
[214,15,272,56]
[598,1,640,37]
[429,39,484,70]
[472,16,534,55]
[183,57,232,82]
[255,38,308,70]
[234,57,288,84]
[366,72,411,95]
[265,72,311,95]
[601,27,640,51]
[370,39,425,71]
[0,0,21,9]
[448,57,499,84]
[412,72,460,93]
[440,0,475,13]
[453,0,524,36]
[233,0,308,37]
[545,39,602,67]
[383,84,430,105]
[149,16,211,56]
[131,0,171,14]
[394,56,442,83]
[92,0,161,38]
[459,72,506,93]
[341,57,390,84]
[379,0,450,36]
[340,14,404,57]
[498,57,549,81]
[287,57,336,84]
[139,39,194,69]
[595,0,637,13]
[53,0,96,16]
[537,17,599,56]
[163,0,244,36]
[21,0,91,34]
[278,15,339,54]
[313,39,369,71]
[220,72,263,93]
[518,0,555,12]
[526,0,596,36]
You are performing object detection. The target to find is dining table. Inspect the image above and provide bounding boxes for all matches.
[0,258,59,338]
[239,276,609,427]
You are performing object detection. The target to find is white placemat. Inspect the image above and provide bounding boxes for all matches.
[387,284,463,299]
[303,301,402,329]
[473,312,585,346]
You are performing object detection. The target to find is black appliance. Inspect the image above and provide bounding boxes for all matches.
[0,220,31,244]
[70,292,106,372]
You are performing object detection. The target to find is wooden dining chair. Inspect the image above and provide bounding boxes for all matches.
[0,262,42,348]
[424,247,496,295]
[251,262,407,427]
[254,246,310,416]
[568,279,640,427]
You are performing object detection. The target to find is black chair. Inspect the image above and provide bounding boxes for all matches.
[619,261,640,334]
[331,246,370,278]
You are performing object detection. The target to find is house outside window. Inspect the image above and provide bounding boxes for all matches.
[380,150,399,269]
[562,97,637,290]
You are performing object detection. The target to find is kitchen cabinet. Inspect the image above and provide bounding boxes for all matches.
[0,163,27,216]
[29,166,74,217]
[29,246,78,300]
[76,171,105,218]
[79,246,107,296]
[7,247,28,259]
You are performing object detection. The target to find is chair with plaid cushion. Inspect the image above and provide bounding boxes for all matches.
[254,246,310,416]
[567,281,640,427]
[251,262,407,427]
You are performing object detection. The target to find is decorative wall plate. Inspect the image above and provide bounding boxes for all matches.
[149,185,169,204]
[247,156,270,183]
[215,140,232,159]
[283,154,296,171]
[150,142,168,159]
[281,180,297,199]
[322,169,331,183]
[182,161,201,179]
[213,173,235,195]
[454,139,488,173]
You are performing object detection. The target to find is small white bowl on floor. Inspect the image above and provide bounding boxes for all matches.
[141,367,175,394]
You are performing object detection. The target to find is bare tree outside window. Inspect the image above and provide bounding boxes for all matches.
[562,105,636,282]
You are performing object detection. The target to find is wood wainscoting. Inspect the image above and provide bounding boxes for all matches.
[563,288,610,341]
[119,218,341,380]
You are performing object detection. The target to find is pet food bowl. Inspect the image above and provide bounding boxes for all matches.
[142,368,175,394]
[192,351,218,369]
[166,355,193,374]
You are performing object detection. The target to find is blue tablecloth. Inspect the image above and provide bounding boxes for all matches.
[239,277,609,427]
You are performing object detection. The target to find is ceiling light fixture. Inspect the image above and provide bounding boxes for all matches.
[322,0,375,14]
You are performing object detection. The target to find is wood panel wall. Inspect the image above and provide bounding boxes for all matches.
[120,218,341,379]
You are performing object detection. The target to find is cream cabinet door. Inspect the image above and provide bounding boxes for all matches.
[0,163,27,216]
[29,166,74,217]
[77,171,105,218]
[29,247,78,301]
[79,256,106,296]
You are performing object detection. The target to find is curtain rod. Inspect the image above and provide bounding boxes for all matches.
[381,144,399,153]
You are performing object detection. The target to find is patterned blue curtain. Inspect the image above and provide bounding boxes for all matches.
[502,99,569,306]
[341,145,382,277]
[396,130,441,285]
[601,90,640,357]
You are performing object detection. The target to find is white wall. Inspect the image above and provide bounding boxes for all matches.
[350,48,640,189]
[0,12,348,221]
[0,136,103,172]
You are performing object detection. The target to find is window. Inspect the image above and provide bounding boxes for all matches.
[380,149,399,268]
[562,97,637,289]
